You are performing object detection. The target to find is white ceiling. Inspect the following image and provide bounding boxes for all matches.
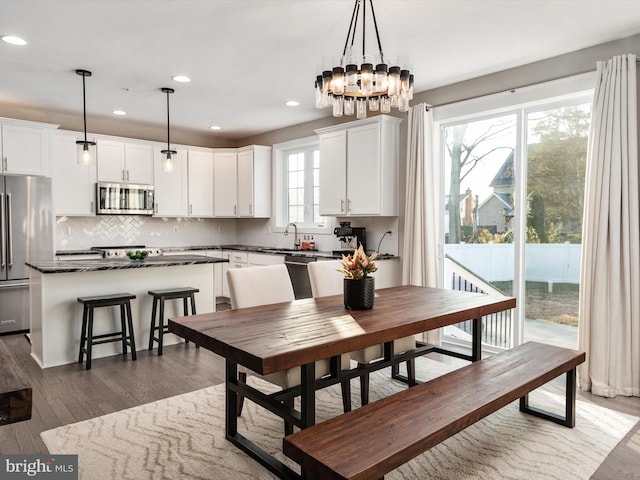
[2,0,640,140]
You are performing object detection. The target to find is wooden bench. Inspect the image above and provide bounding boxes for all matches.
[0,342,32,426]
[283,341,585,480]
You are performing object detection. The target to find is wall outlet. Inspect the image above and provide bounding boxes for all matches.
[218,226,224,233]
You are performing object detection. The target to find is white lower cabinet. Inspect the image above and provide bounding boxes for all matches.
[248,253,284,266]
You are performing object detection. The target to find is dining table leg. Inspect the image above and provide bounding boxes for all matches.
[472,317,482,361]
[300,362,316,480]
[225,359,238,438]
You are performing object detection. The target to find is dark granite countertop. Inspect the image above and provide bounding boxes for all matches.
[27,255,228,274]
[55,245,399,262]
[160,245,398,260]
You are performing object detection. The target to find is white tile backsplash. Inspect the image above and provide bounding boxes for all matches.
[55,216,237,250]
[56,215,399,256]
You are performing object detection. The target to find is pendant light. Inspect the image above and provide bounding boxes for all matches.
[160,87,177,172]
[75,69,96,166]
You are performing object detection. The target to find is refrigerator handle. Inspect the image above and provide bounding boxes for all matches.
[0,193,5,267]
[6,193,11,267]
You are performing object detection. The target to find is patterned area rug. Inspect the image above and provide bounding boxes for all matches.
[42,357,637,480]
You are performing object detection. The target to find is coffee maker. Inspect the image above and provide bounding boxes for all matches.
[333,222,366,255]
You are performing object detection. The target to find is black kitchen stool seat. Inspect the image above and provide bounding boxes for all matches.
[148,287,199,355]
[77,293,137,370]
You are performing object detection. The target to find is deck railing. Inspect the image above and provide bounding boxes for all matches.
[444,254,514,349]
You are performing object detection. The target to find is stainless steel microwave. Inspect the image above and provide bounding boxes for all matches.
[96,182,154,215]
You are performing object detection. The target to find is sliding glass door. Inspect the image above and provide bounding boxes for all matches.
[440,95,591,351]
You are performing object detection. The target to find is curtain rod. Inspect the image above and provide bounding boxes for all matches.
[422,54,640,111]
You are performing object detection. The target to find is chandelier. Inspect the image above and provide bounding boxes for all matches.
[315,0,414,119]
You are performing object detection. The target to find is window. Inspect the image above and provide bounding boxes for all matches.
[273,136,330,233]
[285,146,323,225]
[435,72,595,352]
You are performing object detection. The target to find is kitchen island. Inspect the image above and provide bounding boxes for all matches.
[26,255,227,368]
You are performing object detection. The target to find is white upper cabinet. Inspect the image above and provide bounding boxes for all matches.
[213,145,271,218]
[316,115,401,217]
[51,130,96,216]
[237,145,271,218]
[96,138,154,184]
[187,149,214,217]
[153,146,188,217]
[213,151,238,217]
[317,129,348,215]
[1,119,55,176]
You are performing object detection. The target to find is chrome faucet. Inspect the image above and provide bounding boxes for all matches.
[284,222,301,250]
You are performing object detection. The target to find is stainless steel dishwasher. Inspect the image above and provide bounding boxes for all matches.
[284,255,317,299]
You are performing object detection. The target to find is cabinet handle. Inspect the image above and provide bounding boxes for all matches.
[347,199,351,212]
[234,205,237,216]
[122,169,126,181]
[90,201,94,213]
[155,204,158,214]
[189,204,193,215]
[341,199,345,212]
[126,169,130,181]
[249,204,252,215]
[2,157,6,170]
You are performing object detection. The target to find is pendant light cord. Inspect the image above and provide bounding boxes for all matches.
[82,73,88,142]
[166,89,171,150]
[160,87,176,155]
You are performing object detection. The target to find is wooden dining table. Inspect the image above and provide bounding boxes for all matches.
[168,285,516,480]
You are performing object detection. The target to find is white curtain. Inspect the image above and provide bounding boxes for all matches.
[402,104,439,343]
[579,54,640,397]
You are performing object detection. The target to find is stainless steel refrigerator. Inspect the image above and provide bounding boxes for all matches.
[0,175,54,334]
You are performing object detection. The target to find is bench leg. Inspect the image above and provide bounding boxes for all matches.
[519,367,576,428]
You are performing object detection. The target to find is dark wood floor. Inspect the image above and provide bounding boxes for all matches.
[0,332,638,479]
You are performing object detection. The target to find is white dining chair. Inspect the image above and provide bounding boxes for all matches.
[227,263,352,433]
[307,260,416,406]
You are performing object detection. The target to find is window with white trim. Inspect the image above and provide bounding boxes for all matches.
[273,137,330,233]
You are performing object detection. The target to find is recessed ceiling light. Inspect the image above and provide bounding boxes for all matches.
[2,35,27,46]
[112,110,127,116]
[172,75,191,83]
[209,125,222,131]
[285,100,300,107]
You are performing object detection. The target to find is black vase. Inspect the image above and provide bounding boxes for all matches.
[344,277,375,310]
